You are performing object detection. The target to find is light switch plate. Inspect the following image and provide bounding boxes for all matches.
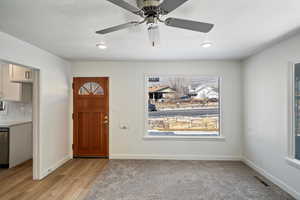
[119,122,129,130]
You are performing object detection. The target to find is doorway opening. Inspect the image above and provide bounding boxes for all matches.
[0,60,40,180]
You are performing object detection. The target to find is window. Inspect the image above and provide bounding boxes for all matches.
[293,64,300,160]
[145,75,221,138]
[78,82,104,95]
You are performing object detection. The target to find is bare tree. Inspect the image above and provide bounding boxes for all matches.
[168,77,190,98]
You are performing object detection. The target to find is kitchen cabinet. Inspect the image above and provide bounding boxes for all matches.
[9,122,33,168]
[0,64,32,102]
[9,64,33,83]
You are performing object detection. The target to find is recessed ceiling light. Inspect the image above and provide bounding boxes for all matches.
[201,41,213,48]
[96,42,107,50]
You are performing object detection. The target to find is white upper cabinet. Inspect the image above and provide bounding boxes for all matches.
[9,64,33,83]
[0,64,32,102]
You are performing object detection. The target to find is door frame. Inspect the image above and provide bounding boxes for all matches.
[0,59,40,179]
[72,77,109,158]
[32,69,40,179]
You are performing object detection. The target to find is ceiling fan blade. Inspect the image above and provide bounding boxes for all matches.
[159,0,190,14]
[96,22,139,34]
[165,18,214,33]
[105,0,142,15]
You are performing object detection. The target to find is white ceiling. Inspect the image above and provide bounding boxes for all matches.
[0,0,300,61]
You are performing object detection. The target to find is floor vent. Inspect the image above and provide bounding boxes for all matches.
[254,176,270,187]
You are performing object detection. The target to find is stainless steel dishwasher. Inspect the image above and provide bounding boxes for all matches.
[0,127,9,168]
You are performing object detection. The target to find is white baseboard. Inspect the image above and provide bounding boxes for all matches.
[39,154,72,179]
[110,154,242,161]
[242,158,300,200]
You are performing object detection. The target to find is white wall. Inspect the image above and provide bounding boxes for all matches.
[242,33,300,199]
[72,60,243,160]
[0,31,71,179]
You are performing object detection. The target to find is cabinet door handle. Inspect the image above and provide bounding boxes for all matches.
[25,71,31,79]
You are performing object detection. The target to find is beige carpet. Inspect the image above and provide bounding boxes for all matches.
[85,160,294,200]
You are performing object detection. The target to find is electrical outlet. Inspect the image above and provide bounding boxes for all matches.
[0,101,7,115]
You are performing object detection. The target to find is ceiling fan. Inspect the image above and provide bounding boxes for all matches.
[96,0,214,47]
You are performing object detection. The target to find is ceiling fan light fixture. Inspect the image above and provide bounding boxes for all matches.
[96,42,107,50]
[201,41,213,48]
[148,26,160,47]
[96,0,215,47]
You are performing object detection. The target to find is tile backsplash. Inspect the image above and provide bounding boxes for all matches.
[0,101,32,121]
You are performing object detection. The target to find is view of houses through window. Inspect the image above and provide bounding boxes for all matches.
[147,75,220,137]
[293,64,300,160]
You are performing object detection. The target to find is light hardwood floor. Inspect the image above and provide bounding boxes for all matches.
[0,159,108,200]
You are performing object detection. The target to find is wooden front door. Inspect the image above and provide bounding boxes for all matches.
[73,77,109,157]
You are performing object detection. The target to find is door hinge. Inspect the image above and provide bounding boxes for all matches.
[72,83,74,90]
[72,113,74,120]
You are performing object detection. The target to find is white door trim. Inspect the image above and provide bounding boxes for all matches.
[32,70,40,179]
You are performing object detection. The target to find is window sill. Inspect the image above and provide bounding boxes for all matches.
[285,157,300,170]
[143,135,225,141]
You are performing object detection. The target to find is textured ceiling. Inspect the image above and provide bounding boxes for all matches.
[0,0,300,60]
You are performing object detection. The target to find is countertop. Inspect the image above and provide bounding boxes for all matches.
[0,120,32,127]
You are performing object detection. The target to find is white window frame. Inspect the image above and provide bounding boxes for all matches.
[286,62,300,169]
[143,74,225,141]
